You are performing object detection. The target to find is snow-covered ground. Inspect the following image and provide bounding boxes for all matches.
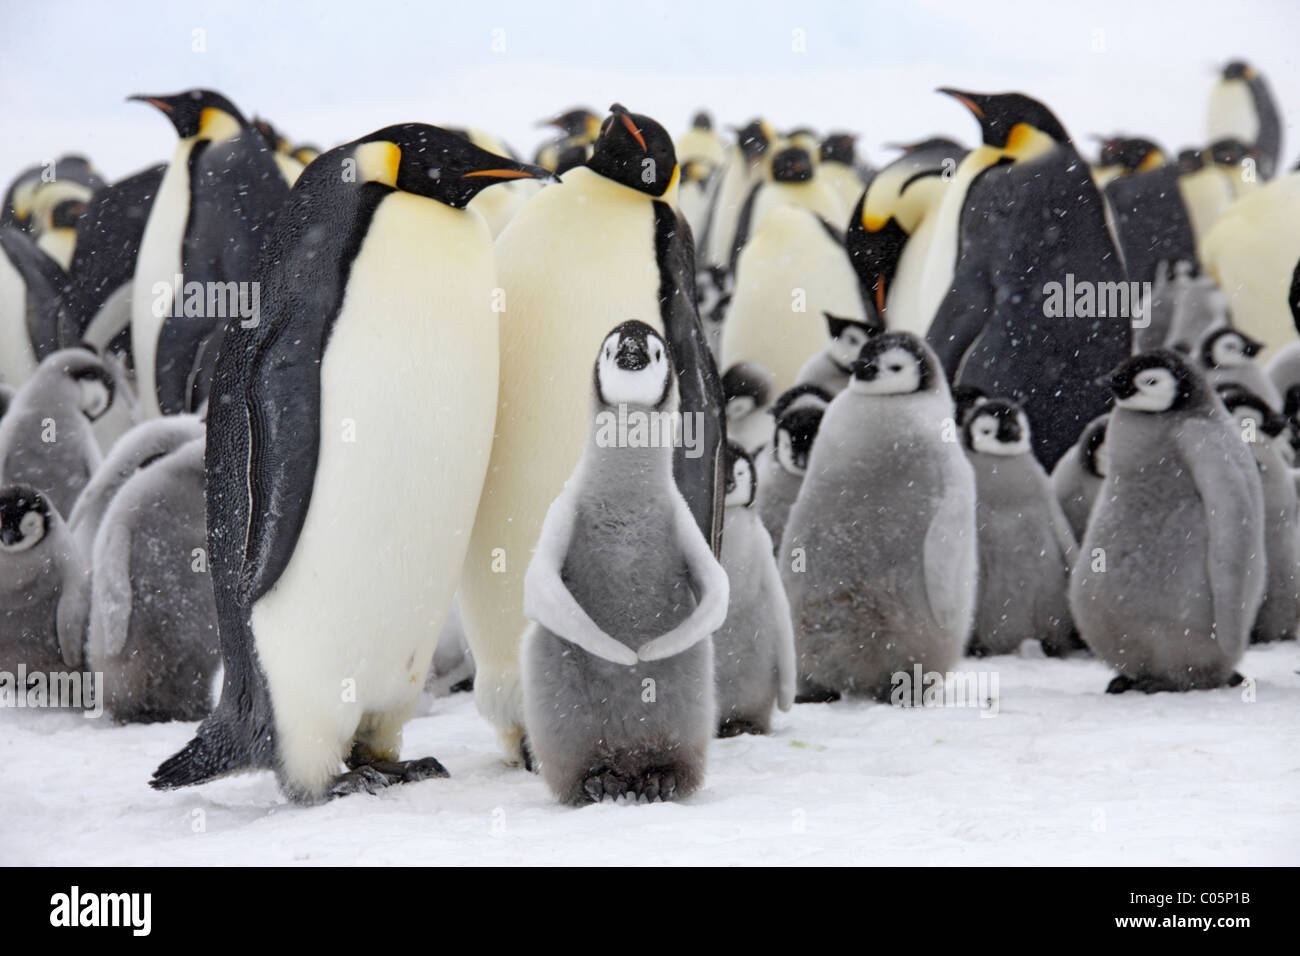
[3,642,1296,865]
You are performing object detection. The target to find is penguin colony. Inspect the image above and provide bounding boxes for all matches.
[0,60,1296,806]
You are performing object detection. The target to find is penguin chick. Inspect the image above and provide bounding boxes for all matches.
[1050,414,1110,542]
[950,383,989,427]
[0,484,89,676]
[522,321,727,805]
[1070,351,1265,692]
[963,399,1078,656]
[782,332,977,701]
[756,387,832,556]
[1197,325,1281,408]
[87,438,219,722]
[0,348,114,517]
[794,312,883,397]
[722,361,775,455]
[1219,386,1299,643]
[713,442,796,736]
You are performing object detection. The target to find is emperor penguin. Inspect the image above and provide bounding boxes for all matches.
[28,181,92,271]
[129,90,288,418]
[532,107,601,171]
[1103,145,1199,285]
[1199,169,1300,360]
[1070,351,1264,692]
[521,321,727,804]
[0,225,88,387]
[755,385,832,555]
[1196,326,1281,408]
[794,312,882,396]
[926,90,1131,468]
[67,415,205,561]
[87,437,219,722]
[3,155,103,233]
[1218,386,1299,644]
[728,143,849,263]
[819,132,868,211]
[460,104,725,765]
[0,485,89,677]
[713,441,795,736]
[782,333,977,701]
[1207,60,1282,181]
[700,118,773,274]
[1175,148,1236,245]
[1207,137,1262,200]
[1092,136,1166,187]
[963,398,1077,656]
[1050,414,1109,542]
[151,124,553,803]
[1163,264,1225,353]
[722,361,775,455]
[675,112,726,241]
[446,126,545,239]
[0,348,114,517]
[846,137,968,336]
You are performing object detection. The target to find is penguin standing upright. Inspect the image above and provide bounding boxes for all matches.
[129,90,288,418]
[459,104,725,765]
[782,333,976,701]
[1103,144,1199,285]
[675,112,726,241]
[151,125,552,803]
[0,225,88,386]
[818,133,867,211]
[721,361,774,455]
[700,118,773,273]
[1070,351,1264,692]
[522,322,727,804]
[1050,414,1109,542]
[1207,60,1282,181]
[794,312,882,396]
[755,385,832,554]
[926,90,1131,467]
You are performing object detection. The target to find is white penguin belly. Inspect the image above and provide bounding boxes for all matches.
[131,141,192,418]
[0,249,36,386]
[251,193,499,725]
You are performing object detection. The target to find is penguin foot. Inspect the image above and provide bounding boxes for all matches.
[449,677,474,694]
[581,769,630,803]
[519,735,536,773]
[329,765,393,798]
[966,638,991,658]
[632,768,678,803]
[794,686,841,704]
[717,719,765,738]
[1106,674,1179,695]
[1105,675,1137,694]
[340,747,450,793]
[1227,671,1246,687]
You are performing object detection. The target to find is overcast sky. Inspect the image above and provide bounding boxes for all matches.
[2,0,1297,185]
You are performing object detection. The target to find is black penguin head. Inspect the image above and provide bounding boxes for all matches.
[1208,137,1259,167]
[251,116,290,153]
[0,485,51,552]
[1079,415,1110,478]
[42,349,114,421]
[1222,60,1257,81]
[951,384,989,426]
[722,362,773,421]
[1177,148,1206,173]
[964,398,1030,456]
[774,406,826,475]
[938,88,1070,151]
[820,133,857,166]
[724,441,757,508]
[770,383,833,420]
[129,89,246,140]
[350,124,555,208]
[824,313,882,371]
[770,146,814,183]
[537,108,601,141]
[587,105,677,197]
[594,320,672,409]
[1095,135,1165,172]
[691,111,713,131]
[1100,350,1202,414]
[1218,385,1281,441]
[733,119,773,163]
[1201,326,1262,369]
[849,332,935,396]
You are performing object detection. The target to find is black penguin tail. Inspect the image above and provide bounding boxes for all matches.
[150,711,264,790]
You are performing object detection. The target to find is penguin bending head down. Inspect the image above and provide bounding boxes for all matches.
[522,321,727,804]
[1069,351,1264,692]
[151,123,553,803]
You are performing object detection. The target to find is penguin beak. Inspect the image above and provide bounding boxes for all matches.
[128,94,175,114]
[462,164,557,183]
[937,88,985,120]
[615,338,649,371]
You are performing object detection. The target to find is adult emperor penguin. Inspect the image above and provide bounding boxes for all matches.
[713,441,795,736]
[28,181,91,270]
[151,124,552,802]
[459,104,725,765]
[675,111,727,239]
[794,312,882,396]
[1196,326,1281,408]
[1199,168,1300,360]
[88,437,219,722]
[1070,351,1264,692]
[1104,148,1198,285]
[446,126,545,238]
[521,321,726,804]
[532,107,601,171]
[755,385,832,554]
[0,348,114,517]
[67,415,204,561]
[0,225,88,386]
[846,137,967,336]
[963,398,1077,656]
[782,333,976,701]
[700,118,774,273]
[1092,135,1166,187]
[926,89,1131,468]
[1207,60,1282,182]
[1050,413,1109,542]
[129,89,288,418]
[0,485,89,677]
[1218,386,1299,644]
[728,143,849,263]
[2,155,103,233]
[819,133,868,211]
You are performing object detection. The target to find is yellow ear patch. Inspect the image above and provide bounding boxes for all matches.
[355,141,401,187]
[198,107,241,142]
[1138,150,1165,173]
[667,164,680,193]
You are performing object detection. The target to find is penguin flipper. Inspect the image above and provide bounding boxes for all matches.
[55,551,91,669]
[0,226,86,359]
[922,480,977,635]
[88,519,133,660]
[758,522,797,712]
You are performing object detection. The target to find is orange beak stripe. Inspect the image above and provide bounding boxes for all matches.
[146,98,174,114]
[620,112,647,151]
[874,276,888,316]
[462,169,539,179]
[952,94,983,119]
